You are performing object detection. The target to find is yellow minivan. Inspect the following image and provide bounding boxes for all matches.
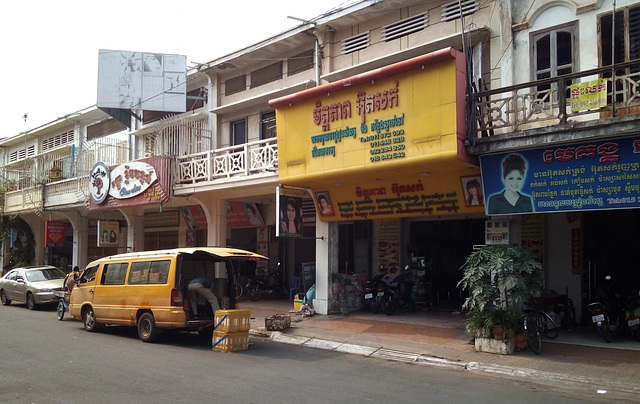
[69,247,265,342]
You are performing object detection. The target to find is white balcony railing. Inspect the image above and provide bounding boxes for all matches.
[44,176,89,208]
[176,138,278,185]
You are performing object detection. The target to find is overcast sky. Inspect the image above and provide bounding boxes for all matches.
[1,0,348,138]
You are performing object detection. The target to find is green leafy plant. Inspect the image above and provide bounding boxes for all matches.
[458,244,543,312]
[465,307,494,338]
[458,245,542,338]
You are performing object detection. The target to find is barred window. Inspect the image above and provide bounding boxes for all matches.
[225,75,246,95]
[251,62,283,88]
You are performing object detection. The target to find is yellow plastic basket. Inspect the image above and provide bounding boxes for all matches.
[212,330,249,352]
[213,309,251,333]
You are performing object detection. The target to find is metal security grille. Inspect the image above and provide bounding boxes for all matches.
[341,31,370,54]
[381,12,428,42]
[441,0,478,22]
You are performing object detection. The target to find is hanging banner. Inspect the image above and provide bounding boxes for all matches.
[569,79,607,112]
[276,186,304,238]
[481,136,640,215]
[226,202,264,228]
[180,205,208,229]
[45,221,66,248]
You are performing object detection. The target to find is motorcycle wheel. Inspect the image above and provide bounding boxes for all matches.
[382,296,395,316]
[248,288,261,301]
[598,319,613,343]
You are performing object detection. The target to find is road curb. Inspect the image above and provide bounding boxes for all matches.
[251,329,640,396]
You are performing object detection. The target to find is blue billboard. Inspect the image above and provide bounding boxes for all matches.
[480,136,640,215]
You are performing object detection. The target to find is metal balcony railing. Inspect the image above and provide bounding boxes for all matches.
[175,137,278,185]
[470,59,640,141]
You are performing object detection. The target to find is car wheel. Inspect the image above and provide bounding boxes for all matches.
[57,300,65,321]
[0,290,11,305]
[137,312,159,343]
[83,307,100,332]
[26,293,37,310]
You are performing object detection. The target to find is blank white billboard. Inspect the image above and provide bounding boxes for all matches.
[97,49,186,112]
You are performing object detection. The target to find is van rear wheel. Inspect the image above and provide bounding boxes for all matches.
[138,312,159,343]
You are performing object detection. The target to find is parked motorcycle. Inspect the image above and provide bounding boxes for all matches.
[246,271,287,301]
[380,265,416,316]
[363,272,386,314]
[587,275,622,343]
[624,289,640,341]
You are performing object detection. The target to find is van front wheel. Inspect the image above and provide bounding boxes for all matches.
[138,312,159,343]
[83,307,100,332]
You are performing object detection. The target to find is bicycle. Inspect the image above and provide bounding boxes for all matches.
[233,272,243,300]
[523,305,559,354]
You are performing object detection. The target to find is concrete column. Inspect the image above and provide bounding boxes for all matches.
[64,211,88,269]
[313,219,330,314]
[199,195,226,247]
[122,208,145,252]
[24,216,45,266]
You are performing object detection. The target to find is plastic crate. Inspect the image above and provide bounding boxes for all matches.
[213,309,251,333]
[212,330,249,352]
[265,314,291,330]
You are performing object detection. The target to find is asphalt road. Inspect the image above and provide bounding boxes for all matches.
[0,303,618,404]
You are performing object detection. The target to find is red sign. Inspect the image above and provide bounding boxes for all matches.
[45,221,66,248]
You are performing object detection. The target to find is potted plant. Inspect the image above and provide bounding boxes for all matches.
[458,245,543,351]
[490,309,508,340]
[488,308,521,340]
[465,307,494,338]
[458,244,543,314]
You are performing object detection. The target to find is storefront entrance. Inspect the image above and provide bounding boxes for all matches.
[583,209,640,315]
[408,218,486,310]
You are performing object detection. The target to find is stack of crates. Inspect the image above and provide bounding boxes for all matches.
[212,309,251,352]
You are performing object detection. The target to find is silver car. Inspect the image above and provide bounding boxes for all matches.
[0,266,66,310]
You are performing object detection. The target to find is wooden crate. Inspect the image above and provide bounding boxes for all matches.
[265,314,291,330]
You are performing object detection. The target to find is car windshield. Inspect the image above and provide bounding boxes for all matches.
[25,268,66,282]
